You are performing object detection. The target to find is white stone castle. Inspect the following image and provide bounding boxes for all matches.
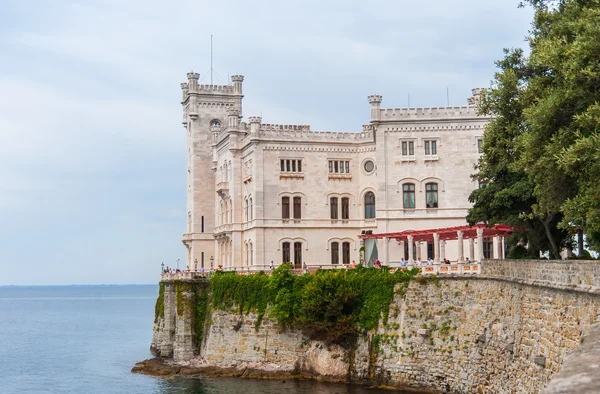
[180,72,497,271]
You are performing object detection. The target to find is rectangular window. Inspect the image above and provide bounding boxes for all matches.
[330,197,338,219]
[282,197,290,219]
[477,139,483,154]
[328,160,351,174]
[293,197,301,219]
[282,242,291,263]
[280,159,302,173]
[331,242,339,265]
[402,141,407,156]
[425,140,437,155]
[201,252,205,268]
[341,197,349,220]
[427,242,434,259]
[409,141,414,155]
[342,242,350,265]
[201,216,205,233]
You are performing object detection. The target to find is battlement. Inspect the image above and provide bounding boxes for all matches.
[378,105,484,121]
[260,124,311,132]
[195,84,235,93]
[256,124,373,143]
[368,94,383,104]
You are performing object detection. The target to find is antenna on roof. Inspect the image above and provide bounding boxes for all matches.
[446,86,450,107]
[210,35,213,85]
[408,93,411,108]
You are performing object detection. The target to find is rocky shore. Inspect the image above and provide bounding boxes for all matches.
[131,357,436,393]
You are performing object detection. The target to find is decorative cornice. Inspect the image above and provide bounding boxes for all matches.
[386,124,485,133]
[263,145,376,153]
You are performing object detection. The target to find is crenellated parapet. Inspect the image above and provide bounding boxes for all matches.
[256,126,374,143]
[378,105,486,121]
[260,123,311,132]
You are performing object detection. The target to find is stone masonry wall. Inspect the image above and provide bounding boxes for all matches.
[151,260,600,393]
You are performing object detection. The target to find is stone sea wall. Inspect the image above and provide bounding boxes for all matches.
[147,260,600,393]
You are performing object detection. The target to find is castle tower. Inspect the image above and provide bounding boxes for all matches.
[181,73,244,270]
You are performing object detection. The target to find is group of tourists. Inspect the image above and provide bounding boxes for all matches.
[397,257,471,267]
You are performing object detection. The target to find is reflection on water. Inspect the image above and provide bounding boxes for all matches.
[155,376,405,394]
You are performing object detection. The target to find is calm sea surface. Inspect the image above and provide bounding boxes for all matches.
[0,285,407,394]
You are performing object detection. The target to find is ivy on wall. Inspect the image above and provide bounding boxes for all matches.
[210,265,419,345]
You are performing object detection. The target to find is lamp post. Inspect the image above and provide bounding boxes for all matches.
[176,258,180,270]
[194,258,198,272]
[161,262,164,273]
[210,256,214,271]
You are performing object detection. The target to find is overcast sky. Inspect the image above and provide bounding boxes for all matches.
[0,0,533,285]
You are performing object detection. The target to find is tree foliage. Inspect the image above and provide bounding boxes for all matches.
[469,0,600,256]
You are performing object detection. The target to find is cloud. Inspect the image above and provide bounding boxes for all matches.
[0,0,533,285]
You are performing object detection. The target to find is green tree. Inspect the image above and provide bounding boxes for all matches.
[469,0,600,258]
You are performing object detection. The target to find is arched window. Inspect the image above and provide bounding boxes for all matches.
[403,184,415,209]
[331,242,339,265]
[282,242,291,263]
[341,197,350,220]
[220,201,224,225]
[294,242,302,268]
[282,197,290,219]
[249,197,253,220]
[244,198,249,222]
[293,197,302,219]
[249,242,254,265]
[342,242,350,265]
[425,183,438,208]
[364,192,376,219]
[330,197,338,219]
[210,119,221,127]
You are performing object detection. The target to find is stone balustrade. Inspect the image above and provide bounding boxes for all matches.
[159,261,481,280]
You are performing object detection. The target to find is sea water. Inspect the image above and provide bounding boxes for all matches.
[0,285,408,393]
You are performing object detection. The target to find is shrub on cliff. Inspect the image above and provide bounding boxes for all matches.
[210,265,418,346]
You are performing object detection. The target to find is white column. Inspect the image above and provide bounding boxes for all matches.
[469,238,475,262]
[501,236,505,259]
[415,241,421,262]
[433,233,440,263]
[383,237,389,265]
[399,240,405,260]
[457,231,464,262]
[476,227,484,262]
[408,235,414,264]
[440,240,446,261]
[494,236,502,260]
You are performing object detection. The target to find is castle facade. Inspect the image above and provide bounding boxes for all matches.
[180,72,493,270]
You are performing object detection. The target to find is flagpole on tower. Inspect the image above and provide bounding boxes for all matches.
[210,35,213,85]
